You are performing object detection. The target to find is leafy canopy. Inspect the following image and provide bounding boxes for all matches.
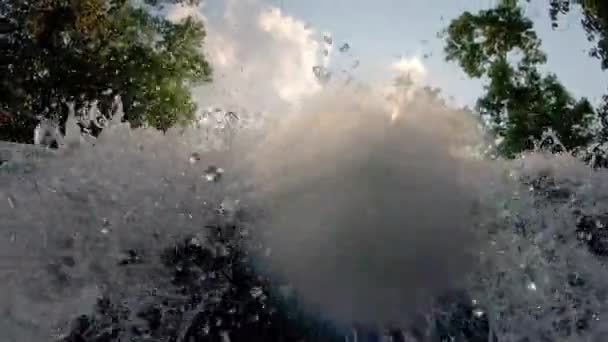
[0,0,212,141]
[444,2,595,157]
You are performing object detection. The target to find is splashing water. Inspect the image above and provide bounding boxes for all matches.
[3,72,608,341]
[3,2,608,341]
[0,106,250,340]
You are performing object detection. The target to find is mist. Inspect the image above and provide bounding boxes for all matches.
[238,81,494,327]
[175,0,496,328]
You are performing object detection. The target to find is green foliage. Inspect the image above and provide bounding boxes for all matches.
[542,0,608,69]
[445,4,546,77]
[444,3,595,157]
[0,0,212,138]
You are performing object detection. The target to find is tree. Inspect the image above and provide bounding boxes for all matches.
[444,2,596,157]
[542,0,608,69]
[0,0,212,143]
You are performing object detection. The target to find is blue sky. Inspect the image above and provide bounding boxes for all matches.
[203,0,608,108]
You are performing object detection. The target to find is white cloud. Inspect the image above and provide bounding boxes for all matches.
[172,0,433,123]
[193,0,326,114]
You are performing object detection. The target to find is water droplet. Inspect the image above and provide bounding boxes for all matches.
[339,43,350,52]
[189,152,201,164]
[217,243,229,257]
[473,309,485,317]
[204,165,224,182]
[7,195,15,209]
[312,66,331,84]
[250,286,263,298]
[527,282,537,291]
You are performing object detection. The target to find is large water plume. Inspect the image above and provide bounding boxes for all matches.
[242,82,492,327]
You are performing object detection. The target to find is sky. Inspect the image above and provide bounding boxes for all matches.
[271,0,608,106]
[197,0,608,109]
